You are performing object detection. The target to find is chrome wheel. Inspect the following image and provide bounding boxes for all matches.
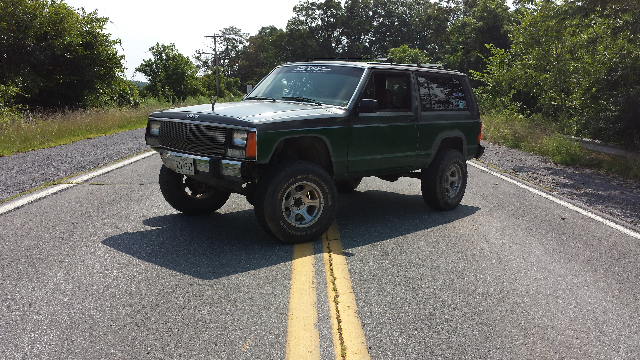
[443,163,462,198]
[421,149,467,211]
[282,181,324,227]
[254,161,337,244]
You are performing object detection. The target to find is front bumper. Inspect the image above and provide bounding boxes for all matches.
[153,149,255,194]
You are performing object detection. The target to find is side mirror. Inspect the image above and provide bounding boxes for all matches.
[358,99,378,113]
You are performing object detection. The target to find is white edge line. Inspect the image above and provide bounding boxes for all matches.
[0,184,76,215]
[0,151,155,215]
[68,151,155,184]
[468,161,640,240]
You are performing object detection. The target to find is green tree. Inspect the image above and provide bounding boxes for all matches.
[237,26,288,88]
[409,0,453,61]
[193,27,248,80]
[0,0,131,109]
[135,43,201,102]
[198,70,242,99]
[286,0,344,60]
[340,0,374,58]
[477,1,640,148]
[443,0,512,76]
[368,0,415,56]
[387,45,429,64]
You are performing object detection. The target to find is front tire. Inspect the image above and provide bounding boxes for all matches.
[254,161,337,244]
[159,165,230,215]
[421,149,467,210]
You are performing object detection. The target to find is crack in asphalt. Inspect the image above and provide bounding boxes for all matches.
[325,239,347,360]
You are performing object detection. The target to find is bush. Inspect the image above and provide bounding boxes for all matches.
[476,1,640,150]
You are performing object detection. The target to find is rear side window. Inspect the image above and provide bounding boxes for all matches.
[417,75,468,111]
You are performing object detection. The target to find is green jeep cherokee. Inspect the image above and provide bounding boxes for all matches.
[145,61,484,243]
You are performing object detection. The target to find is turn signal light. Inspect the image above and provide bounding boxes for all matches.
[246,132,257,159]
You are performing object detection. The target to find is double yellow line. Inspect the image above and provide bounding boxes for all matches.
[285,221,370,360]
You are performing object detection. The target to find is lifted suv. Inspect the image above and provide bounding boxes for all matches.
[145,61,484,243]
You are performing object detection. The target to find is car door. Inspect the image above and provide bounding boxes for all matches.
[347,70,418,175]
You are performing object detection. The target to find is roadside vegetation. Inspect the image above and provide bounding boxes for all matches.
[1,0,638,182]
[0,96,241,156]
[481,109,640,182]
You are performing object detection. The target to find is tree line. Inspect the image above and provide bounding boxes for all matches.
[1,0,638,149]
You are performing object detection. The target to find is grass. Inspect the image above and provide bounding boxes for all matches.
[0,95,240,157]
[481,111,640,182]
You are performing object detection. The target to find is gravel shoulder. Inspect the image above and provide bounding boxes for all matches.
[477,141,640,229]
[0,128,148,201]
[1,131,638,230]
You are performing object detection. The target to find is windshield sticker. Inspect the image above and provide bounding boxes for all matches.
[292,66,332,73]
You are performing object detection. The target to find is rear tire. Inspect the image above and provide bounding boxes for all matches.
[254,161,337,244]
[159,165,230,215]
[421,149,467,210]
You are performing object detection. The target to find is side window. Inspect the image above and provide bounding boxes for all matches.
[417,75,468,111]
[363,72,412,111]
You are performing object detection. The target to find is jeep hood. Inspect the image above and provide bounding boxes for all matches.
[150,101,347,126]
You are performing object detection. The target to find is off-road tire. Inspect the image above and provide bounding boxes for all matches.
[159,165,230,215]
[336,177,362,193]
[254,161,337,244]
[421,149,467,211]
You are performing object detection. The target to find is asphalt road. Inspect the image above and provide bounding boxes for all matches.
[1,154,640,358]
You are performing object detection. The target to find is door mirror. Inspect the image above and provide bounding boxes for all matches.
[358,99,378,113]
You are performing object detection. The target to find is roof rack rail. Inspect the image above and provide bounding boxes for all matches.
[305,57,385,62]
[365,59,445,69]
[380,62,444,68]
[297,58,449,71]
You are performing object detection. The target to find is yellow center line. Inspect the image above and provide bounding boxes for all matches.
[323,221,370,360]
[286,222,370,360]
[286,242,320,360]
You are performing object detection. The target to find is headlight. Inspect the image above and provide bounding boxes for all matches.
[149,121,161,136]
[232,130,248,147]
[227,130,256,159]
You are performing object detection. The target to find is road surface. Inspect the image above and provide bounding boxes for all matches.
[1,153,639,359]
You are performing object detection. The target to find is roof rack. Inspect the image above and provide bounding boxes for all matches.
[369,61,444,69]
[296,58,450,71]
[305,57,385,63]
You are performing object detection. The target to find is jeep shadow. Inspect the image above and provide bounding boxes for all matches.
[102,187,479,280]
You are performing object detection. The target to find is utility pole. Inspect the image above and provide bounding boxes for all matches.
[204,34,223,111]
[204,32,245,110]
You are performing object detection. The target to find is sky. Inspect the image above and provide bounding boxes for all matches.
[63,0,303,81]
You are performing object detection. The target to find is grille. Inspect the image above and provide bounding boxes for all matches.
[158,121,227,157]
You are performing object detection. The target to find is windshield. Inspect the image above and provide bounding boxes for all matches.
[247,65,365,107]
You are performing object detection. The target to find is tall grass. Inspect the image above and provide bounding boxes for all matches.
[0,96,239,156]
[481,110,640,182]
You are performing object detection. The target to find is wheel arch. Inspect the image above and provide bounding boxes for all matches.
[266,135,335,176]
[432,131,467,158]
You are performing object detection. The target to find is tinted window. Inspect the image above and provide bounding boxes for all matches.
[417,75,468,111]
[362,72,412,111]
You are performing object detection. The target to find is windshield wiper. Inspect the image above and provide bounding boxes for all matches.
[245,96,276,101]
[281,96,323,105]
